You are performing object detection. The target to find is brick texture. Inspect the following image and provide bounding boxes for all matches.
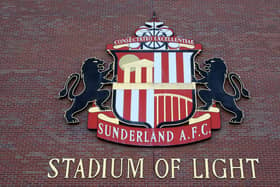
[0,0,279,186]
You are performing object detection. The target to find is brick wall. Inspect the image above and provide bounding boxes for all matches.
[1,0,279,186]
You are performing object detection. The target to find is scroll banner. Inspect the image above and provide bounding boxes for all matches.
[88,106,220,146]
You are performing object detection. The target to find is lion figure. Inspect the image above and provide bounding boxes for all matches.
[195,58,250,124]
[58,58,114,124]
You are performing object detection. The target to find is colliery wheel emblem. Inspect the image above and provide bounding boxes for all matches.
[58,15,249,146]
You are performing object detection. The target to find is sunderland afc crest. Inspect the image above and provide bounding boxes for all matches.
[58,15,250,146]
[110,46,198,128]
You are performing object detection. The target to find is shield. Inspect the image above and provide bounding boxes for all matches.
[110,50,198,128]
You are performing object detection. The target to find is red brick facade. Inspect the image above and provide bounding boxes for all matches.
[1,0,279,186]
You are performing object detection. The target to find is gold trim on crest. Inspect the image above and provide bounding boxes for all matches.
[113,83,196,90]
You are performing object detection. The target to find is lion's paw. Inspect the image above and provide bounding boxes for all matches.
[66,117,80,124]
[229,117,242,124]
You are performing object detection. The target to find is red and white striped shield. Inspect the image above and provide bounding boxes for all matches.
[111,50,198,128]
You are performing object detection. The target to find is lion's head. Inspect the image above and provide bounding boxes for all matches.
[82,58,104,72]
[80,58,105,82]
[204,58,227,75]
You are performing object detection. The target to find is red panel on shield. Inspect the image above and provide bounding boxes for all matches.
[130,71,135,83]
[123,90,131,120]
[154,90,193,127]
[165,97,172,122]
[138,90,147,122]
[141,67,147,83]
[173,97,179,121]
[176,53,185,83]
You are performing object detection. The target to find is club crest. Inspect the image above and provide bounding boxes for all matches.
[59,15,249,146]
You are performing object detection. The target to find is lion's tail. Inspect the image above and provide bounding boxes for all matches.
[58,73,80,101]
[228,73,250,100]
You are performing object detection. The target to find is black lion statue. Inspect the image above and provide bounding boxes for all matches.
[195,58,250,124]
[58,58,114,124]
